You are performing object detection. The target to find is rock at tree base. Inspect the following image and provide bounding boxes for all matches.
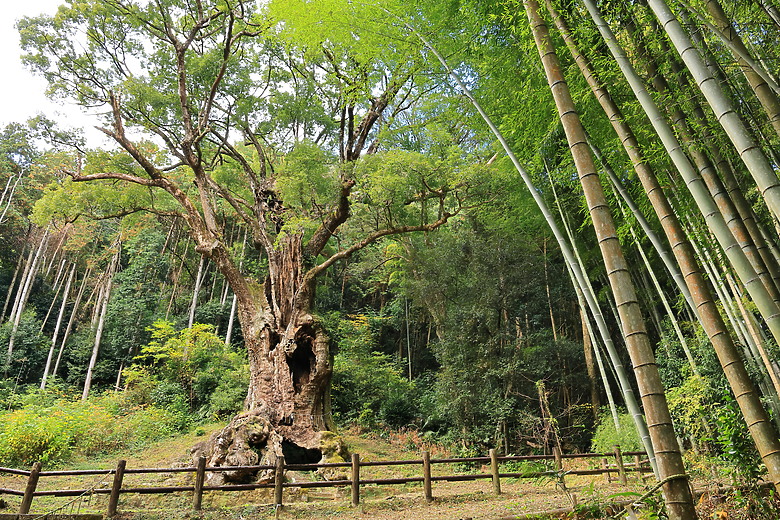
[191,409,349,484]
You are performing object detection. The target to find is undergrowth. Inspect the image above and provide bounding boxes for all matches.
[590,409,643,454]
[0,388,186,467]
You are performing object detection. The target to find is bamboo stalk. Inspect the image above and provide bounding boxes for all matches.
[528,3,693,516]
[41,263,76,389]
[389,4,657,476]
[83,247,120,401]
[188,255,206,329]
[646,0,780,223]
[581,0,780,491]
[6,229,49,370]
[0,251,24,321]
[52,267,91,379]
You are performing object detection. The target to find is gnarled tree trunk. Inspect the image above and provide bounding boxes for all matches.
[192,233,340,483]
[246,233,332,450]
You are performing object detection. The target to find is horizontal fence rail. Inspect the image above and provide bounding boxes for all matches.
[0,446,652,516]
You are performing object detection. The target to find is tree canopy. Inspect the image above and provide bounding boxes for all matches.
[5,0,780,516]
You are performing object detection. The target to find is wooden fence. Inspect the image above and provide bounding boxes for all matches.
[0,446,651,517]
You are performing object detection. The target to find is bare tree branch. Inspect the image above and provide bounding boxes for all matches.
[304,179,356,258]
[305,208,458,282]
[64,168,160,187]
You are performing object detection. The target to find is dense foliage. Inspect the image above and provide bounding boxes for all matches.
[0,388,185,466]
[3,6,780,518]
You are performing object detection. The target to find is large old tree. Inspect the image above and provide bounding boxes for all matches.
[22,0,475,474]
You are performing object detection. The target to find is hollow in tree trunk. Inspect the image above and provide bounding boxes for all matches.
[192,233,342,482]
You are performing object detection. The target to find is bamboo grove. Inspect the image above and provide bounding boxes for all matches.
[3,0,780,517]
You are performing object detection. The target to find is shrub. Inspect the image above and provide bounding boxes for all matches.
[123,321,248,419]
[380,390,419,428]
[0,390,185,467]
[712,392,763,481]
[0,311,47,386]
[329,313,418,427]
[0,408,79,465]
[590,409,644,454]
[666,375,718,452]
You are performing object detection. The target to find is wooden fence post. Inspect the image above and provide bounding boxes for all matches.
[19,462,41,514]
[553,446,565,487]
[613,445,627,485]
[273,456,285,509]
[107,459,126,517]
[634,454,642,477]
[351,453,360,507]
[489,449,501,495]
[422,451,433,503]
[602,457,611,483]
[193,455,206,511]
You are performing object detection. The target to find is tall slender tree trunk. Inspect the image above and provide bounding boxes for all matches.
[578,0,780,491]
[650,18,780,291]
[6,228,49,370]
[207,264,216,302]
[43,232,67,279]
[758,0,780,30]
[589,138,697,317]
[727,272,780,407]
[115,312,144,391]
[701,0,780,138]
[52,267,91,379]
[225,293,238,346]
[405,298,412,381]
[619,204,699,376]
[1,251,24,321]
[625,15,780,304]
[82,249,119,401]
[41,263,76,390]
[680,4,780,171]
[225,230,248,346]
[0,169,23,224]
[551,170,654,462]
[645,0,780,224]
[581,304,601,419]
[7,244,35,324]
[40,260,68,333]
[526,3,695,516]
[188,255,206,328]
[543,239,558,341]
[400,12,657,473]
[720,269,780,428]
[51,257,68,294]
[0,173,17,220]
[588,144,699,371]
[581,292,620,430]
[90,282,105,327]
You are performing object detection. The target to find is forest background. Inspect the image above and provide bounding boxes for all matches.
[2,0,780,517]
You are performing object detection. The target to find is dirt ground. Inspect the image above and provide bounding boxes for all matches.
[0,469,654,519]
[0,427,775,519]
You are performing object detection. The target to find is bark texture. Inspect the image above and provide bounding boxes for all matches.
[573,0,780,491]
[525,2,696,517]
[192,233,335,483]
